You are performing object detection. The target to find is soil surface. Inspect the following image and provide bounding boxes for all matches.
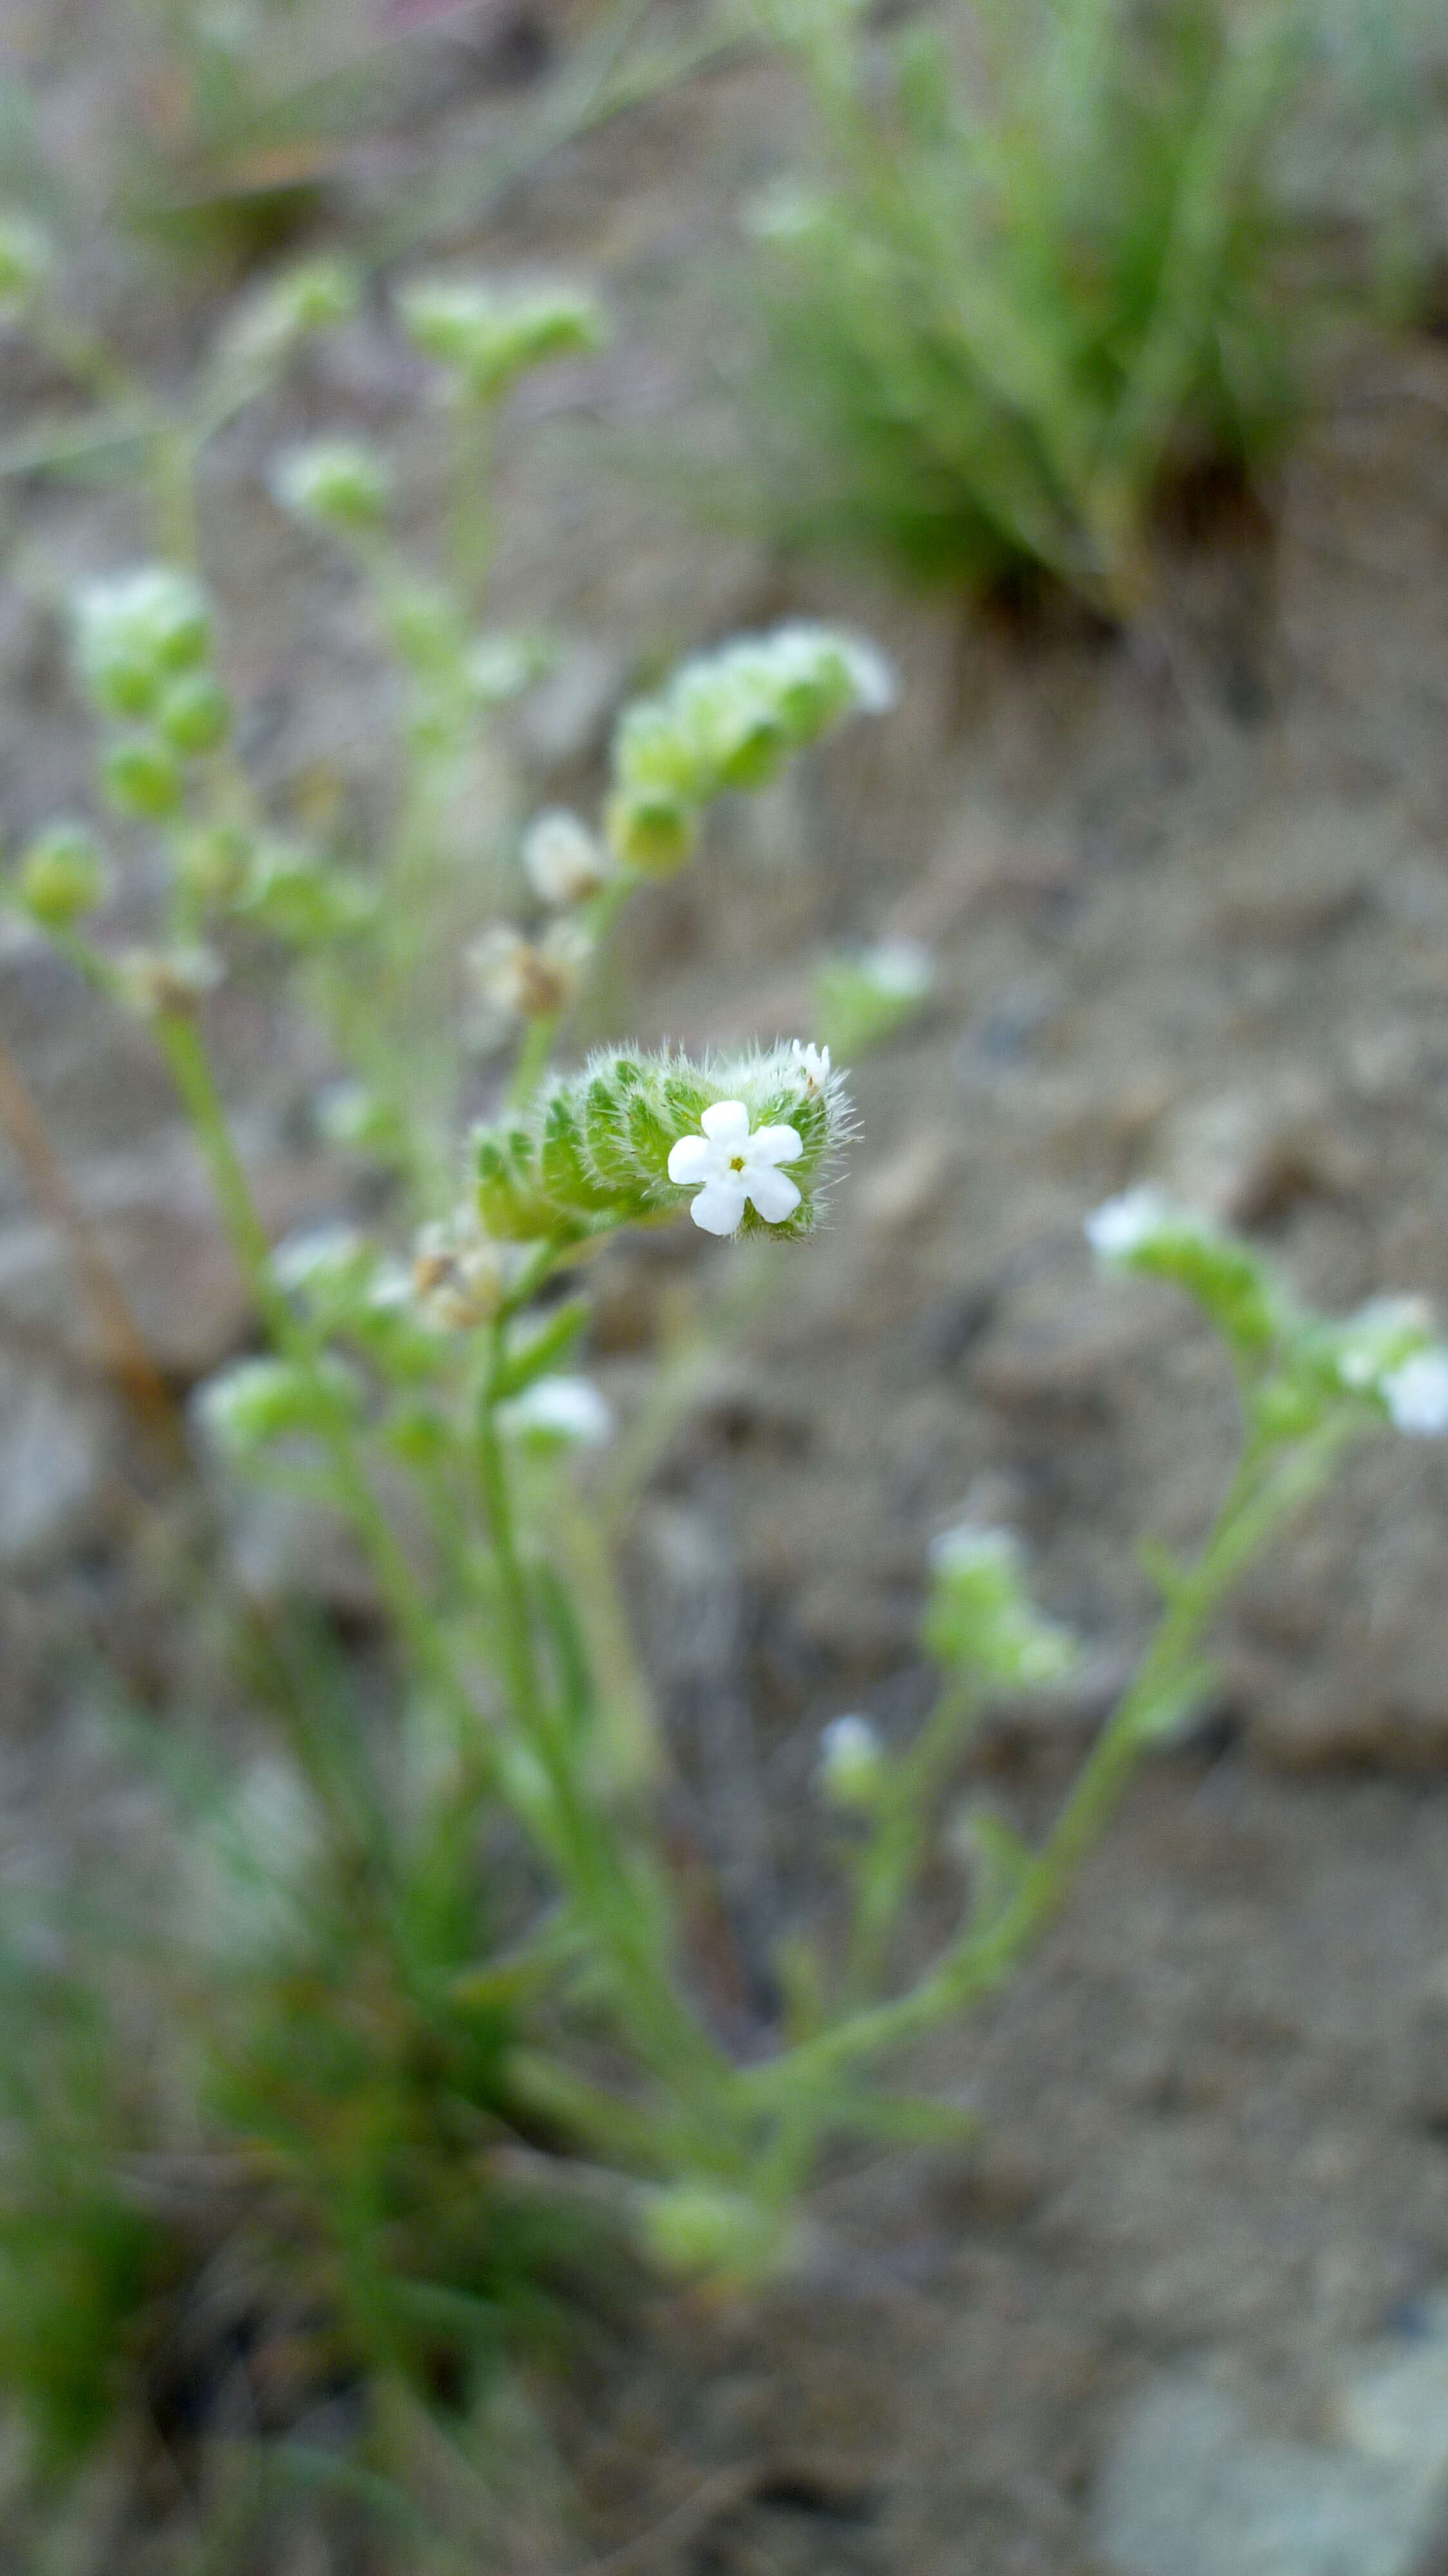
[8,12,1448,2571]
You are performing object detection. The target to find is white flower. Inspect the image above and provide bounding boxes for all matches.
[497,1373,614,1446]
[666,1100,803,1235]
[790,1039,832,1094]
[859,937,931,999]
[521,808,608,907]
[1085,1184,1179,1260]
[1382,1349,1448,1437]
[817,1712,883,1806]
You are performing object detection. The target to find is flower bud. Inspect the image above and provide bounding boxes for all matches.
[196,1352,362,1458]
[496,1373,613,1448]
[817,1712,884,1808]
[73,567,212,716]
[0,211,53,319]
[155,671,231,757]
[924,1526,1076,1687]
[603,782,698,878]
[469,918,591,1018]
[218,255,360,374]
[395,274,605,401]
[15,820,108,926]
[115,944,223,1018]
[240,839,377,945]
[270,439,391,533]
[521,808,608,908]
[641,2184,785,2282]
[175,820,252,905]
[100,736,184,820]
[465,630,552,708]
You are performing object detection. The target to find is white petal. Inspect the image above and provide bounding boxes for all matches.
[746,1166,801,1225]
[668,1134,713,1184]
[751,1122,803,1167]
[689,1179,748,1235]
[701,1099,751,1145]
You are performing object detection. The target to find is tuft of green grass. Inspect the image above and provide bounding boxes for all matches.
[743,0,1315,617]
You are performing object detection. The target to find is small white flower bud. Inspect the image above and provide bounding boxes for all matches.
[817,1712,884,1808]
[1084,1184,1178,1260]
[520,808,609,908]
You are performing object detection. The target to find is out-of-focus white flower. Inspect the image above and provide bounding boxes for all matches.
[817,1712,884,1808]
[468,917,592,1017]
[1084,1184,1181,1261]
[667,1100,803,1235]
[1382,1349,1448,1437]
[521,808,609,908]
[497,1373,614,1446]
[411,1215,509,1331]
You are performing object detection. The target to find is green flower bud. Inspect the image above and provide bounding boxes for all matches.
[0,211,53,318]
[395,274,605,401]
[239,839,377,945]
[100,735,184,820]
[380,580,467,679]
[74,567,213,717]
[271,438,392,533]
[604,782,698,878]
[15,820,108,926]
[924,1526,1077,1687]
[217,255,361,374]
[156,671,231,756]
[175,820,252,905]
[197,1352,363,1459]
[642,2184,786,2282]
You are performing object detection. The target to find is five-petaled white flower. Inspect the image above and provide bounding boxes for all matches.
[667,1099,803,1235]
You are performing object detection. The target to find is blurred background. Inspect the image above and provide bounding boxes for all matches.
[6,0,1448,2569]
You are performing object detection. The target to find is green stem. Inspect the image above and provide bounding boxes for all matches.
[152,1009,464,1707]
[743,1417,1351,2107]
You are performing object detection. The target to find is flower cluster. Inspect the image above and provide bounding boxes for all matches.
[395,276,605,401]
[923,1525,1078,1686]
[1086,1187,1448,1437]
[473,1041,852,1245]
[604,623,895,875]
